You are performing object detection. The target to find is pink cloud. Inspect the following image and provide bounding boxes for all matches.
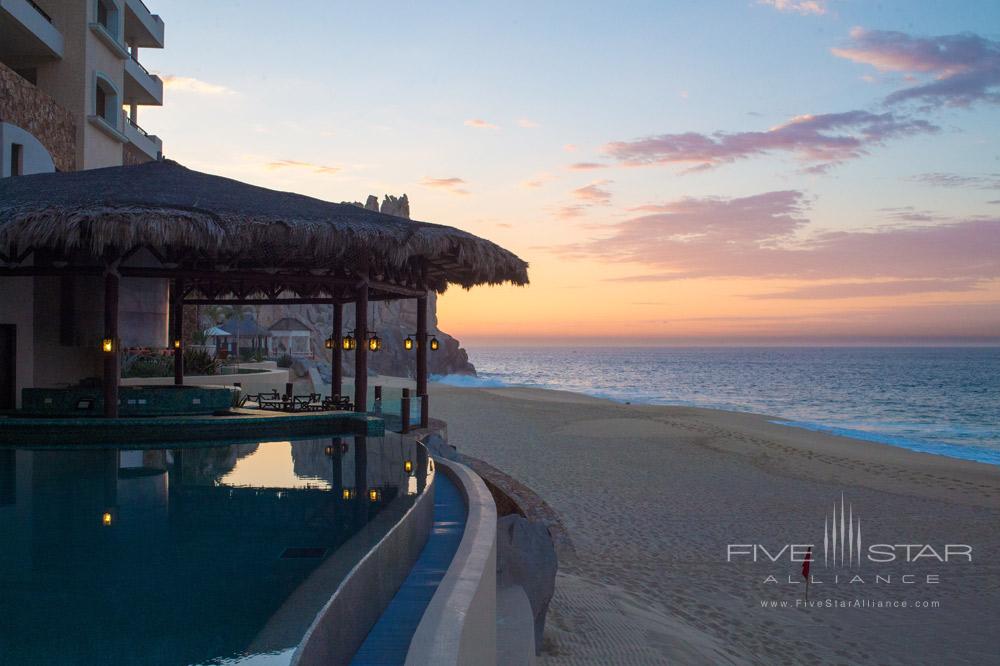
[520,173,556,189]
[464,118,499,130]
[552,204,588,220]
[572,180,613,205]
[568,162,608,171]
[420,176,469,195]
[747,278,983,300]
[831,28,1000,107]
[602,111,936,173]
[561,190,1000,287]
[759,0,827,15]
[909,172,1000,190]
[266,160,340,174]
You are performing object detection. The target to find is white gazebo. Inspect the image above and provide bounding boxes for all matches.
[268,317,314,358]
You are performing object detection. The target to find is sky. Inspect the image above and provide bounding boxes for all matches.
[138,1,1000,345]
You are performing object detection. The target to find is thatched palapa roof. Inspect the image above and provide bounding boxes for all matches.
[0,160,528,292]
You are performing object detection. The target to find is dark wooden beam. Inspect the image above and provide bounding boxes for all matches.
[416,295,428,397]
[172,278,184,385]
[354,284,368,413]
[416,293,428,427]
[332,301,343,397]
[103,272,119,418]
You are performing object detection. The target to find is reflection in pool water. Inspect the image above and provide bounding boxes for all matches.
[0,434,430,665]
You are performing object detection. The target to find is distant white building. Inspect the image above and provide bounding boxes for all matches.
[268,317,315,359]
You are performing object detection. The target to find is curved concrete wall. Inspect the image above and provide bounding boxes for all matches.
[291,469,437,666]
[0,121,55,176]
[405,458,498,666]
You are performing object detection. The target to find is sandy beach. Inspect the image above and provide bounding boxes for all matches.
[426,382,1000,665]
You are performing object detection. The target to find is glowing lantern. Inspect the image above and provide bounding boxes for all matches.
[369,488,381,502]
[324,336,334,350]
[101,338,115,353]
[101,511,113,526]
[342,488,355,500]
[368,333,382,352]
[404,336,414,351]
[342,333,356,351]
[404,460,413,474]
[173,339,182,350]
[429,337,440,351]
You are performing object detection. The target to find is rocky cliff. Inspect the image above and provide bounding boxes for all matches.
[207,194,476,378]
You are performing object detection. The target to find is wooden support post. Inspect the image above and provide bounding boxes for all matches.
[416,294,428,426]
[354,285,368,413]
[285,382,294,399]
[103,272,119,418]
[172,278,184,385]
[420,394,429,429]
[332,301,343,396]
[401,388,410,433]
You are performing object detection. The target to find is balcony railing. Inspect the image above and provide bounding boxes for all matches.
[123,112,151,137]
[26,0,52,24]
[129,52,153,78]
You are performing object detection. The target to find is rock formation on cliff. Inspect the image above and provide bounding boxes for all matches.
[196,194,475,378]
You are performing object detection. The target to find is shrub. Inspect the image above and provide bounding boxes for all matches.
[276,354,294,368]
[122,354,172,378]
[184,348,219,376]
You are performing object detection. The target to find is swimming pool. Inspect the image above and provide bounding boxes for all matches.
[0,433,431,665]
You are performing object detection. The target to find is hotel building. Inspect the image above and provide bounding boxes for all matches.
[1,0,166,409]
[0,0,165,177]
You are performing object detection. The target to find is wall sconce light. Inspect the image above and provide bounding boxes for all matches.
[101,337,115,353]
[342,488,355,500]
[342,332,356,351]
[404,335,414,351]
[368,333,382,352]
[404,460,413,474]
[173,338,182,350]
[101,511,113,526]
[429,336,440,351]
[369,488,381,502]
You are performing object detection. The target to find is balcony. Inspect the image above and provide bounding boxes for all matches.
[0,0,64,62]
[124,0,164,49]
[124,54,163,105]
[123,113,162,162]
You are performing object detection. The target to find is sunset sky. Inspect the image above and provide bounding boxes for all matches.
[139,1,1000,345]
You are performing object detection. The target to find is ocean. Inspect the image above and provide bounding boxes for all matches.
[445,346,1000,466]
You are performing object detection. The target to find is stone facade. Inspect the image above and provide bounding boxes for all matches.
[0,61,75,172]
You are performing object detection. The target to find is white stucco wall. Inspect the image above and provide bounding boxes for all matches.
[0,122,56,176]
[31,276,103,389]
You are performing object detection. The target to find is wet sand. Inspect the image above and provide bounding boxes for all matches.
[428,382,1000,665]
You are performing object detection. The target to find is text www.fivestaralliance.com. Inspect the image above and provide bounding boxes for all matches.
[760,599,941,609]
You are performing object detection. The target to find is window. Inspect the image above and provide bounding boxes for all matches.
[94,76,118,126]
[96,0,119,39]
[9,144,22,177]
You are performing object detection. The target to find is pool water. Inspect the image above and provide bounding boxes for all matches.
[0,434,430,665]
